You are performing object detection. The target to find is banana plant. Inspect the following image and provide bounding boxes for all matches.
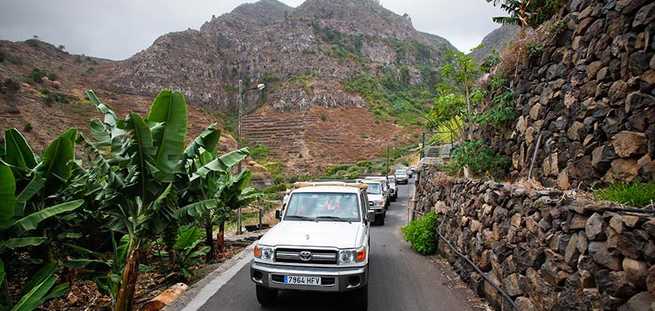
[0,163,83,310]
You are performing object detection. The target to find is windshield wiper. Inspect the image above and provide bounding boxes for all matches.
[285,215,315,221]
[315,216,351,223]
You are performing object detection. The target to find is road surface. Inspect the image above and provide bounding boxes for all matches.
[197,180,477,311]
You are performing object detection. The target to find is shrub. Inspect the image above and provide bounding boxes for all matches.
[449,140,511,177]
[402,212,439,255]
[23,122,33,132]
[595,182,655,207]
[480,50,501,73]
[30,68,48,83]
[526,42,544,60]
[249,144,270,160]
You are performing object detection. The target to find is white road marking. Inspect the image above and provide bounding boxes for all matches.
[180,243,255,311]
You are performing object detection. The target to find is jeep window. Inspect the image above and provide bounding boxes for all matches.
[285,192,360,222]
[395,169,407,175]
[366,183,381,194]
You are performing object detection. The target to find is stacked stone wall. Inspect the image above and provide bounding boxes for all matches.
[415,167,655,310]
[476,0,655,189]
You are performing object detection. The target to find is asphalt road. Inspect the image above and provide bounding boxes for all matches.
[198,180,476,311]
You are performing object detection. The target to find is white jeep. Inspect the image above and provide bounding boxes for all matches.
[250,182,372,310]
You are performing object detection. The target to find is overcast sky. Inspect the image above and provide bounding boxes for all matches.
[0,0,506,60]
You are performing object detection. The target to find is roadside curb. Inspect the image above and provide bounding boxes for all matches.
[164,241,257,311]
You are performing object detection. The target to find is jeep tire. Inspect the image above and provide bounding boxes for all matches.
[350,285,368,311]
[256,285,277,307]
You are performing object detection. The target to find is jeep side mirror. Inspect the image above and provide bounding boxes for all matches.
[366,211,376,222]
[275,210,282,220]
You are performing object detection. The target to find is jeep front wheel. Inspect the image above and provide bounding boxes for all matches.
[256,285,277,306]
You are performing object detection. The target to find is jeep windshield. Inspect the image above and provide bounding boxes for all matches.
[284,192,360,222]
[366,183,381,195]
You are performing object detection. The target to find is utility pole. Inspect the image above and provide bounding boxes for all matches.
[236,79,243,235]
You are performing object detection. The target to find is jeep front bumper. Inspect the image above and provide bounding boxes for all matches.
[250,261,368,292]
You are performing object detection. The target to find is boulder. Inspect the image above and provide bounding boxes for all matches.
[589,241,621,270]
[623,258,648,287]
[633,2,655,26]
[503,273,525,297]
[514,297,535,311]
[613,131,648,158]
[586,213,605,240]
[619,292,655,311]
[606,159,640,183]
[592,144,617,171]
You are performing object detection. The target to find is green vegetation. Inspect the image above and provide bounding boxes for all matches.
[312,21,363,60]
[595,182,655,208]
[29,68,56,83]
[402,212,438,255]
[0,89,261,311]
[486,0,563,28]
[344,73,431,126]
[475,75,517,128]
[480,50,501,73]
[40,89,76,105]
[249,144,270,161]
[447,140,511,177]
[526,42,544,60]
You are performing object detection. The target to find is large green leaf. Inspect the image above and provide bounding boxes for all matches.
[86,90,119,128]
[21,262,56,296]
[174,225,203,251]
[127,113,155,195]
[3,129,37,174]
[177,199,215,219]
[0,164,16,226]
[10,273,56,311]
[192,148,249,180]
[184,125,220,160]
[14,200,83,232]
[147,90,188,182]
[15,177,45,205]
[37,128,77,183]
[0,237,47,250]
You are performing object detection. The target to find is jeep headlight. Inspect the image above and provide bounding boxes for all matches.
[338,247,367,265]
[254,244,274,262]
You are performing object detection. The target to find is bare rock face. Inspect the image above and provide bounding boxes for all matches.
[108,0,455,114]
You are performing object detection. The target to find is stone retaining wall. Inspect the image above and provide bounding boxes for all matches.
[474,0,655,189]
[415,166,655,310]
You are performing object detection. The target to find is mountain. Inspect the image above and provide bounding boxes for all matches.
[469,24,519,62]
[1,0,458,175]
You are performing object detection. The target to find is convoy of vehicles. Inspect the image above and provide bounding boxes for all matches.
[251,174,412,309]
[251,182,372,310]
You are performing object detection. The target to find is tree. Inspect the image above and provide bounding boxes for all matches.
[486,0,563,28]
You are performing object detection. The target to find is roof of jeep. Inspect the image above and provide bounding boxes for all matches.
[291,186,361,194]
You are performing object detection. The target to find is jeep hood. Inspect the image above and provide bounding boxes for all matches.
[368,194,383,201]
[259,221,364,249]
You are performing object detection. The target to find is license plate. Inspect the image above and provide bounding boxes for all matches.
[284,275,321,286]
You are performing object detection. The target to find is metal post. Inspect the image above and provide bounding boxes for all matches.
[420,132,426,159]
[237,79,243,235]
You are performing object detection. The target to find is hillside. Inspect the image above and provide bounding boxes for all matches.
[1,0,459,175]
[469,24,519,62]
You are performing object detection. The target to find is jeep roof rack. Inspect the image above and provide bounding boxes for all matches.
[293,181,368,189]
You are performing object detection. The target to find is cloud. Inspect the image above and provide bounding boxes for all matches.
[0,0,506,60]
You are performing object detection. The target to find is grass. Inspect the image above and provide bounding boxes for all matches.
[595,182,655,207]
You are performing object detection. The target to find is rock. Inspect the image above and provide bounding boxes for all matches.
[503,273,525,297]
[623,258,648,287]
[645,219,655,237]
[587,61,604,80]
[585,213,605,240]
[616,0,651,14]
[627,92,655,112]
[529,103,541,121]
[617,231,645,259]
[634,2,655,26]
[142,283,189,311]
[648,266,655,296]
[570,214,588,230]
[623,215,641,228]
[613,131,648,158]
[651,54,655,70]
[565,233,580,264]
[638,154,655,179]
[557,169,570,190]
[608,271,639,298]
[630,51,651,76]
[609,80,628,101]
[597,66,610,81]
[619,292,655,311]
[510,213,522,228]
[610,215,625,234]
[580,270,595,288]
[514,297,535,311]
[592,144,617,171]
[589,241,621,270]
[606,159,640,183]
[516,116,528,134]
[567,121,585,141]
